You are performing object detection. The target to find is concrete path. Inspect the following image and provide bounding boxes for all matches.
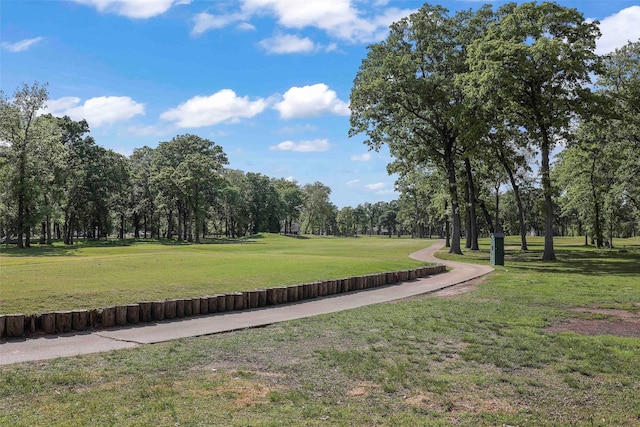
[0,240,493,365]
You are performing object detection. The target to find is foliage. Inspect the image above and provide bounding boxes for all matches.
[350,4,495,255]
[465,2,601,260]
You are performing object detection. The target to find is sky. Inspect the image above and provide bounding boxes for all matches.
[1,0,639,208]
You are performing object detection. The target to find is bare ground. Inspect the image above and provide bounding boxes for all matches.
[546,307,640,338]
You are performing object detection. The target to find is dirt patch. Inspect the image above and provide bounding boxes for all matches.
[546,307,640,338]
[347,381,378,397]
[430,277,487,298]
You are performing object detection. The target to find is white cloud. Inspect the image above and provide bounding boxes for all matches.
[45,96,83,113]
[127,124,172,137]
[274,83,349,119]
[347,179,360,186]
[259,34,316,54]
[596,6,640,54]
[276,124,318,134]
[350,153,371,162]
[364,182,386,191]
[45,96,145,127]
[160,89,267,128]
[73,0,189,19]
[237,22,256,31]
[241,0,412,42]
[269,139,330,152]
[1,37,44,52]
[192,0,414,43]
[192,12,248,36]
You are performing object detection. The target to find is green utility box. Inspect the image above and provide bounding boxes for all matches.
[490,233,505,266]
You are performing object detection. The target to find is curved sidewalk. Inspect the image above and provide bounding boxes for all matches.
[0,240,493,365]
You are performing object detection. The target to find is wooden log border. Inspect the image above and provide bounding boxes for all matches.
[0,264,446,339]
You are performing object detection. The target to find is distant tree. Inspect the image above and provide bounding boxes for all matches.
[274,178,304,235]
[301,182,332,234]
[130,146,157,238]
[0,82,58,247]
[598,41,640,216]
[152,134,228,242]
[336,206,355,236]
[466,2,601,260]
[379,201,399,238]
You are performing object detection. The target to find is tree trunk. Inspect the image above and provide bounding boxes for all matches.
[166,209,173,239]
[464,158,479,250]
[16,151,27,249]
[591,170,603,248]
[540,132,556,261]
[177,203,183,242]
[25,226,31,247]
[444,146,462,255]
[496,146,527,250]
[479,200,494,234]
[40,221,46,244]
[119,213,125,239]
[46,215,52,245]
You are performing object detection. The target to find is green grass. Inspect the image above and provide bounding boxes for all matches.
[1,236,639,426]
[0,234,432,314]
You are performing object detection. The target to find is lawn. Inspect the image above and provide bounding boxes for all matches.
[1,237,639,426]
[0,234,432,314]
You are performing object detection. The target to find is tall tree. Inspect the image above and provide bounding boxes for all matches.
[350,4,493,254]
[301,182,332,234]
[0,82,57,247]
[274,178,304,235]
[130,146,157,238]
[152,134,228,242]
[598,41,640,214]
[465,2,600,260]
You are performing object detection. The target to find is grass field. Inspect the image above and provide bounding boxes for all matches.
[1,236,639,426]
[0,234,431,314]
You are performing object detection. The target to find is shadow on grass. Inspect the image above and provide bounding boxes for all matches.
[282,234,310,240]
[507,247,640,277]
[0,238,136,257]
[0,235,265,256]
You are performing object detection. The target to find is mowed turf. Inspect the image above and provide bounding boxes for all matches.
[1,237,639,426]
[0,234,432,314]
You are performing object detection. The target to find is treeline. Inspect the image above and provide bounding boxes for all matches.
[350,2,639,259]
[0,89,410,246]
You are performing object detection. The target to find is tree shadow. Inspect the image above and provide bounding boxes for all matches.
[0,239,135,257]
[0,235,266,256]
[506,247,640,277]
[282,234,310,240]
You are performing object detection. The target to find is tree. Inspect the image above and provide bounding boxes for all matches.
[555,121,617,247]
[274,178,304,235]
[0,82,57,247]
[244,173,281,234]
[379,201,399,237]
[336,206,355,236]
[466,2,601,260]
[598,41,640,215]
[152,134,228,242]
[301,182,332,234]
[130,146,157,238]
[350,4,494,254]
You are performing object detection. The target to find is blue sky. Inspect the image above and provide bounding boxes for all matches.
[2,0,639,208]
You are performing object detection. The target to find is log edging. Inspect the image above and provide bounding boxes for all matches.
[0,264,446,339]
